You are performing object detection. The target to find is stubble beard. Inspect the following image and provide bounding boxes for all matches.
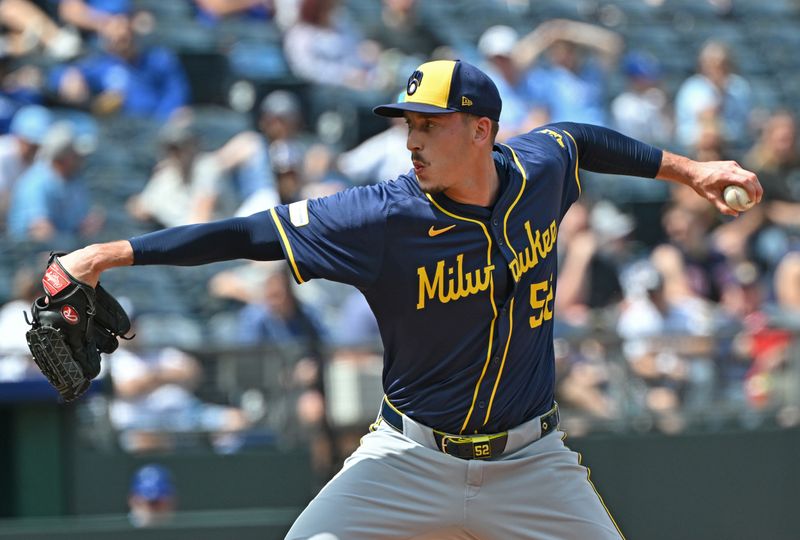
[417,179,445,195]
[414,167,445,195]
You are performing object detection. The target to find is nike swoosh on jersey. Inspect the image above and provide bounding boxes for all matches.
[428,225,456,237]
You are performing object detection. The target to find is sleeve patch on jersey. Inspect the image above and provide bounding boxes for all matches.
[289,200,310,227]
[536,128,565,149]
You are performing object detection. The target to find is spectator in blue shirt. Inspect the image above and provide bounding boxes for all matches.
[235,262,333,472]
[331,289,380,351]
[50,7,189,120]
[6,121,103,240]
[675,40,753,151]
[477,25,545,141]
[512,19,623,126]
[237,265,327,346]
[0,105,52,228]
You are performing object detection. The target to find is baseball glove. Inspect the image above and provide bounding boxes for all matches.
[25,253,132,402]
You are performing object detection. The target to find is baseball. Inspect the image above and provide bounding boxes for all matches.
[723,185,753,212]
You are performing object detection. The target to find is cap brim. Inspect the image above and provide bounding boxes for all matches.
[373,102,457,118]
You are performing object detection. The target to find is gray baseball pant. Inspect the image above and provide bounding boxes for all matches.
[286,412,625,540]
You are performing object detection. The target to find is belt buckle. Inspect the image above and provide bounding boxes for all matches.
[441,435,493,459]
[439,434,454,455]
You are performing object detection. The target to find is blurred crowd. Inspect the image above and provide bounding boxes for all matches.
[2,0,800,468]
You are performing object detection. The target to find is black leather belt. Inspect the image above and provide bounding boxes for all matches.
[379,399,559,460]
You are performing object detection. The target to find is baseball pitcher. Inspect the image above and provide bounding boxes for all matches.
[30,60,762,539]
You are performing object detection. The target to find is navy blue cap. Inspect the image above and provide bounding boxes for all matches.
[374,60,502,121]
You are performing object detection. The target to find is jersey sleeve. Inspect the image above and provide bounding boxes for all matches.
[509,125,582,219]
[269,184,389,288]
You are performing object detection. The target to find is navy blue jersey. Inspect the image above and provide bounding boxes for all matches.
[269,125,581,434]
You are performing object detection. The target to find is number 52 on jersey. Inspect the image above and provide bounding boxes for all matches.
[529,274,554,328]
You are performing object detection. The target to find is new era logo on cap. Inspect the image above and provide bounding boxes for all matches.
[373,60,502,121]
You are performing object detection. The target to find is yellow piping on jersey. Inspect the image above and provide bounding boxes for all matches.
[270,207,305,284]
[425,194,498,434]
[479,144,526,426]
[498,143,527,266]
[483,297,514,425]
[562,130,582,195]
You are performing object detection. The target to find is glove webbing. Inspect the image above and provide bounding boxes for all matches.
[26,326,91,401]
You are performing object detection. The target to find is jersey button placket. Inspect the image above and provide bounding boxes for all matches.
[491,216,506,250]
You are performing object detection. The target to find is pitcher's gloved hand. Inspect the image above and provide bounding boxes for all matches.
[25,252,132,402]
